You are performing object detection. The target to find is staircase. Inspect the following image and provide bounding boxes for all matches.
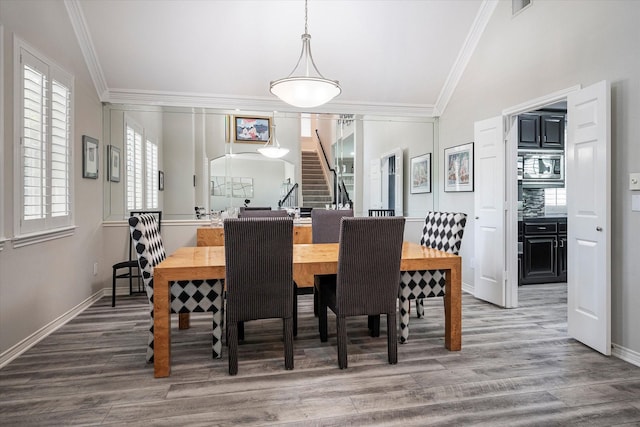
[301,151,332,209]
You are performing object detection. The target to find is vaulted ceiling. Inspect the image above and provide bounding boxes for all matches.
[67,0,497,116]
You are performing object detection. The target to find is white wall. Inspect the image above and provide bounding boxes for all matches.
[438,0,640,354]
[0,1,104,355]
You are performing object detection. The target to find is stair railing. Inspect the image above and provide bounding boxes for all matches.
[278,182,298,208]
[315,129,338,205]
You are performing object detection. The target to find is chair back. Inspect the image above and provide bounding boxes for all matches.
[128,213,166,289]
[224,217,294,322]
[311,209,354,243]
[336,217,405,316]
[368,209,395,217]
[420,211,467,255]
[239,209,289,218]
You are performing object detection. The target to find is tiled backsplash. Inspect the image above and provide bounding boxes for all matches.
[522,188,545,218]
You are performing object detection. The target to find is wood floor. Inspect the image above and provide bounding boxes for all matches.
[1,284,640,426]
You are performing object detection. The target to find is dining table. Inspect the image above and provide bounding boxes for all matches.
[152,241,462,378]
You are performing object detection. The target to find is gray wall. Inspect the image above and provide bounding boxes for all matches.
[1,1,105,354]
[438,0,640,354]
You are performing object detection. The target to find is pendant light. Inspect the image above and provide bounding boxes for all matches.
[257,119,289,159]
[270,0,341,108]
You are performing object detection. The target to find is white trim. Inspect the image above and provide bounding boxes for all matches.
[0,25,4,245]
[64,0,109,99]
[12,226,77,249]
[502,85,581,117]
[434,0,499,116]
[612,343,640,368]
[0,289,105,369]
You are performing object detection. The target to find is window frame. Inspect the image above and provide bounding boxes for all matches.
[13,37,75,246]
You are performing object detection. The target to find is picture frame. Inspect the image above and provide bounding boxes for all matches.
[234,116,271,143]
[444,142,474,192]
[410,153,432,194]
[158,171,165,191]
[107,145,121,182]
[82,135,99,179]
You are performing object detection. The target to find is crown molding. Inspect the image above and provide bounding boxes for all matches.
[105,88,437,118]
[64,0,109,100]
[433,0,499,117]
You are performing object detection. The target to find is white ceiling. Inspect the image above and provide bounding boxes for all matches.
[68,0,497,116]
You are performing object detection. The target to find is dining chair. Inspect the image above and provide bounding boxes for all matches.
[398,211,467,343]
[310,208,354,316]
[224,217,295,375]
[112,210,162,307]
[368,209,395,217]
[316,216,405,369]
[129,213,224,363]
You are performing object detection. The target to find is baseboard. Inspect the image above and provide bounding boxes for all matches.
[0,289,105,369]
[612,343,640,368]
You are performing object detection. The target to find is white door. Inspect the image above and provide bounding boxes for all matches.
[474,116,506,306]
[566,80,611,355]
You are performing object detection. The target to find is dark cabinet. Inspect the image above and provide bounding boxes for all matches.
[521,218,567,285]
[518,113,565,150]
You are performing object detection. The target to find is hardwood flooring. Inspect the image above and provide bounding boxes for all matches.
[1,284,640,426]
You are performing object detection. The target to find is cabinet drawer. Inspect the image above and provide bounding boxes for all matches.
[524,222,558,234]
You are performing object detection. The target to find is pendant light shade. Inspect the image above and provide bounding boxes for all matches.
[270,0,341,108]
[257,121,289,159]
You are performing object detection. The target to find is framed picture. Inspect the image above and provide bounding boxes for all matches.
[82,135,99,179]
[158,171,165,191]
[444,142,474,192]
[234,116,270,143]
[107,145,120,182]
[410,153,432,194]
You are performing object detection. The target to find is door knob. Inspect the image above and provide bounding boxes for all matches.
[475,216,479,220]
[596,226,603,232]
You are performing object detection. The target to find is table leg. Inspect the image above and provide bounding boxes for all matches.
[153,271,171,377]
[444,260,462,351]
[178,313,190,329]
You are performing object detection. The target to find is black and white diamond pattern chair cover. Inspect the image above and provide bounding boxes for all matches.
[129,214,224,363]
[399,211,467,343]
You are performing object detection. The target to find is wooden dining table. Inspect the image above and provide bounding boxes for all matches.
[152,242,462,378]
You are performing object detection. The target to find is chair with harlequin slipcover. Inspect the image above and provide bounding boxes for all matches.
[224,217,295,375]
[129,213,224,363]
[398,211,467,344]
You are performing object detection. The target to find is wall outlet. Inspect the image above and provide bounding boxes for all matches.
[93,262,98,276]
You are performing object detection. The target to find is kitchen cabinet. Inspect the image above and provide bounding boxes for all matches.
[517,112,565,150]
[521,218,567,284]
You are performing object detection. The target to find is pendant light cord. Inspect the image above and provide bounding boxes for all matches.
[304,0,308,34]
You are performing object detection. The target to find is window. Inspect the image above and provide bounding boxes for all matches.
[300,113,311,138]
[125,120,158,211]
[15,39,73,237]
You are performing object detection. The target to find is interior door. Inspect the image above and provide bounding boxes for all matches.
[566,80,611,355]
[474,116,506,306]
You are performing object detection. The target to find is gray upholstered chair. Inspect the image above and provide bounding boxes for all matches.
[310,208,354,316]
[224,217,295,375]
[398,211,467,343]
[129,213,224,363]
[316,216,405,369]
[239,209,289,218]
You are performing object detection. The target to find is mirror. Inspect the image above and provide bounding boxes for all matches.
[103,103,438,221]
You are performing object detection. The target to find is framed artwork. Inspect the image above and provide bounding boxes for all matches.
[444,142,474,192]
[107,145,120,182]
[158,171,165,191]
[82,135,99,179]
[231,177,254,198]
[410,153,431,194]
[234,116,270,143]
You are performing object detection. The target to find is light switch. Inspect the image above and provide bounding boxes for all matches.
[633,195,640,212]
[630,173,640,190]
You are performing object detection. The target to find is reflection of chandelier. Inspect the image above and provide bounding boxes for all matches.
[257,122,289,159]
[269,0,341,108]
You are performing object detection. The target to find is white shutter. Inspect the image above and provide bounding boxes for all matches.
[146,139,158,209]
[126,124,144,210]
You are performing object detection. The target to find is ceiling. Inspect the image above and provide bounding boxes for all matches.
[68,0,497,116]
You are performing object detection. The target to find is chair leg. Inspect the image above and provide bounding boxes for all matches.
[211,286,223,359]
[387,312,398,365]
[238,321,245,342]
[112,267,117,307]
[228,321,239,375]
[416,298,424,318]
[368,315,380,337]
[319,296,328,342]
[313,285,319,317]
[337,316,348,369]
[283,317,294,370]
[399,294,410,344]
[293,283,298,337]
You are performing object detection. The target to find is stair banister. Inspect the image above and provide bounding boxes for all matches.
[315,129,338,205]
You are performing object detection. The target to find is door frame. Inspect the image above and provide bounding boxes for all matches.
[501,85,581,308]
